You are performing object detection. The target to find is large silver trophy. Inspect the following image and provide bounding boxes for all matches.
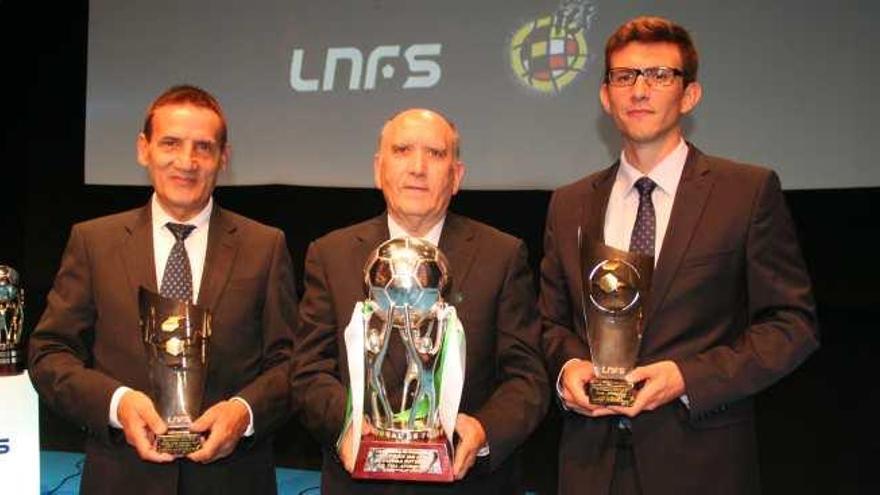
[581,242,652,406]
[0,265,25,376]
[349,237,465,482]
[139,287,211,455]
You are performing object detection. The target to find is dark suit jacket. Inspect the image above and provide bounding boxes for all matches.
[540,146,819,495]
[290,213,549,494]
[29,203,297,495]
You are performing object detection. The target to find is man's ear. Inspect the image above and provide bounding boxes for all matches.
[599,83,612,115]
[219,143,231,171]
[373,154,383,190]
[680,81,702,115]
[136,133,149,167]
[451,161,466,195]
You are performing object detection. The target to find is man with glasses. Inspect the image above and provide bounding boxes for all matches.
[540,16,818,494]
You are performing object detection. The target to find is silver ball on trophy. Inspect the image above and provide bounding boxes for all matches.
[0,265,25,375]
[588,259,642,314]
[364,237,450,326]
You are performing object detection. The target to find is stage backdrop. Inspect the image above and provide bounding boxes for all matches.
[85,0,877,190]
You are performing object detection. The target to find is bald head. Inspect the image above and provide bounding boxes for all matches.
[378,108,460,160]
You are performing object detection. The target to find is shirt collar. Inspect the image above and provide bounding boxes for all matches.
[387,214,445,247]
[618,138,689,196]
[151,194,213,232]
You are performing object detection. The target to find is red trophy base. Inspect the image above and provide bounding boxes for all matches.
[0,350,24,377]
[352,434,453,483]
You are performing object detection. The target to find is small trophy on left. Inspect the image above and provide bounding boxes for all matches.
[139,287,212,455]
[0,265,25,376]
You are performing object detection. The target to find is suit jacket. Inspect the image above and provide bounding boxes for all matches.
[28,203,297,495]
[540,145,819,495]
[290,213,549,494]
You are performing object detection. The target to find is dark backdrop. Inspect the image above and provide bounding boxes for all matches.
[2,2,876,493]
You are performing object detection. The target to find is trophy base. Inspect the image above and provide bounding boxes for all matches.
[0,350,24,377]
[352,434,453,483]
[589,378,635,406]
[0,362,24,377]
[156,430,203,456]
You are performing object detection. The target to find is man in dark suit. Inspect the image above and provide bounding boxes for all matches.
[290,108,548,493]
[28,85,297,494]
[540,17,819,494]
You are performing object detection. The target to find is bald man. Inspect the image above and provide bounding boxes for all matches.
[291,109,549,494]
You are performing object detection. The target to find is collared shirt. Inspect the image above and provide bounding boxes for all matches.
[151,194,212,302]
[109,195,254,435]
[387,214,444,246]
[603,138,689,264]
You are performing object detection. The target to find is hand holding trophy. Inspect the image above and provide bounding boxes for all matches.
[344,237,465,482]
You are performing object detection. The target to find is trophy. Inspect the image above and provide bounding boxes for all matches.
[580,242,652,406]
[139,287,211,455]
[347,237,465,482]
[0,265,25,376]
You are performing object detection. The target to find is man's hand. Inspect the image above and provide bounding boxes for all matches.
[338,419,373,473]
[117,390,174,463]
[186,400,250,463]
[559,359,616,417]
[452,413,487,480]
[611,360,686,417]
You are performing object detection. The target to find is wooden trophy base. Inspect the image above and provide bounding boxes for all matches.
[352,434,453,483]
[156,430,203,456]
[589,378,635,406]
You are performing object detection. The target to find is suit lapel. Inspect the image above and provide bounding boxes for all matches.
[120,205,157,299]
[198,207,240,311]
[647,146,714,323]
[581,164,618,245]
[575,166,617,335]
[438,213,477,305]
[354,215,391,262]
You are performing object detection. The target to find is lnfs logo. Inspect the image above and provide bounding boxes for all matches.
[290,44,442,93]
[509,0,597,94]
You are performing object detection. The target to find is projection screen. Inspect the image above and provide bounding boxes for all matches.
[85,0,878,190]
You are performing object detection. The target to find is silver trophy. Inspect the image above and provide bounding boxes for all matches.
[0,265,25,376]
[353,237,456,481]
[139,287,211,455]
[581,242,652,406]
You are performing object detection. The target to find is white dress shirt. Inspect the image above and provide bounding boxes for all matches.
[387,214,444,246]
[151,194,212,302]
[604,138,689,263]
[109,195,254,436]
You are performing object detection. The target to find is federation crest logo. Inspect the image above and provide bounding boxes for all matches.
[509,0,597,94]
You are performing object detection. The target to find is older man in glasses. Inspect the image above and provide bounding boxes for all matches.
[540,16,819,494]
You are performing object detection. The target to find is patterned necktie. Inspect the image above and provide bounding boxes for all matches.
[629,177,657,258]
[160,223,196,301]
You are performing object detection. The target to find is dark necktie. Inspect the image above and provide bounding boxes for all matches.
[629,177,657,258]
[160,223,196,301]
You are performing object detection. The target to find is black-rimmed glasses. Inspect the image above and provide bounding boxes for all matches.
[606,67,686,87]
